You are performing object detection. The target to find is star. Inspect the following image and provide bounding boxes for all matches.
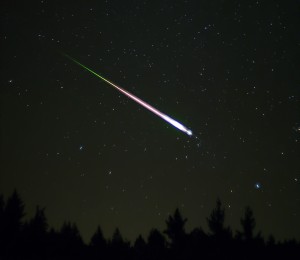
[255,182,262,190]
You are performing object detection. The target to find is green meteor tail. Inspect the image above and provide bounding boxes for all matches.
[62,53,112,86]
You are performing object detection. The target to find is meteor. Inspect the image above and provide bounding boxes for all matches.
[63,54,193,136]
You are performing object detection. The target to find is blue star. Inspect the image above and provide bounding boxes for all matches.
[255,182,262,190]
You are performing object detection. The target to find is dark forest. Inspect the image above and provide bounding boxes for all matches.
[0,190,299,259]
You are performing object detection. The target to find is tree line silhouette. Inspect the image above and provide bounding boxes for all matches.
[0,190,299,259]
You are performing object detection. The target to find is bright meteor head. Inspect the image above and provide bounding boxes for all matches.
[186,129,193,136]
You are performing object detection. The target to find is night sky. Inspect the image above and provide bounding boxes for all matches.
[1,0,299,242]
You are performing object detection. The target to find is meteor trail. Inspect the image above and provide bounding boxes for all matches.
[63,54,193,136]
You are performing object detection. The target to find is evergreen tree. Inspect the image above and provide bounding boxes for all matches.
[206,199,233,258]
[134,234,146,249]
[148,228,166,251]
[58,221,84,259]
[90,226,107,258]
[240,206,256,241]
[188,227,209,258]
[238,206,264,253]
[207,199,225,236]
[111,228,124,246]
[148,229,166,260]
[110,228,130,259]
[0,194,4,221]
[28,206,48,236]
[4,190,25,235]
[90,225,106,248]
[164,208,187,247]
[23,206,49,258]
[60,221,83,246]
[2,190,25,257]
[134,235,147,259]
[0,194,5,254]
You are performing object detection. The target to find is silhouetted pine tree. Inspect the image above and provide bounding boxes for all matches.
[240,206,256,241]
[90,226,107,259]
[91,225,106,247]
[267,234,275,246]
[148,228,166,260]
[235,206,266,259]
[4,190,25,233]
[207,199,230,237]
[57,221,85,259]
[164,208,187,246]
[111,227,125,247]
[133,235,147,260]
[0,194,5,256]
[0,194,4,221]
[188,227,210,259]
[110,228,131,260]
[2,190,25,258]
[23,206,48,258]
[27,206,48,236]
[164,208,188,259]
[206,199,233,259]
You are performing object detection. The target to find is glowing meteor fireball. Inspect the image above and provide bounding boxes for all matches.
[64,54,193,136]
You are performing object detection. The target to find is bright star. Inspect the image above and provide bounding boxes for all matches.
[255,182,262,189]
